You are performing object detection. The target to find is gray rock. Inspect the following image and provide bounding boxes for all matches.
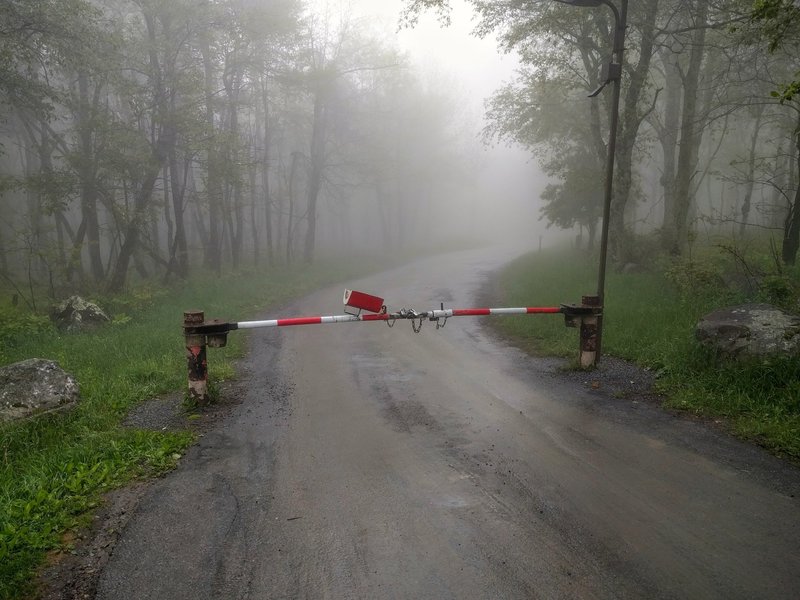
[51,295,111,332]
[695,303,800,360]
[0,358,80,422]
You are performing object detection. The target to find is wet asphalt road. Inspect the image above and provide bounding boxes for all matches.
[97,246,800,599]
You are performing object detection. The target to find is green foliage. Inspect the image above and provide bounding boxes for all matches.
[0,0,108,111]
[490,244,800,460]
[759,274,798,308]
[484,72,605,240]
[747,0,800,102]
[0,306,53,363]
[663,258,728,303]
[0,425,190,598]
[750,0,800,53]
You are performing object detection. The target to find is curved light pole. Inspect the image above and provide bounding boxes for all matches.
[555,0,628,363]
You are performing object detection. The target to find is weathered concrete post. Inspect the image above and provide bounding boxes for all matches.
[183,310,208,405]
[578,295,601,369]
[561,296,602,369]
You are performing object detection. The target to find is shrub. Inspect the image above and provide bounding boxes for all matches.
[0,305,53,348]
[663,258,729,303]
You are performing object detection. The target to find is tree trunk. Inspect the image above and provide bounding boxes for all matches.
[250,154,260,265]
[671,0,709,255]
[163,164,174,262]
[167,85,189,278]
[0,226,7,275]
[304,94,325,264]
[739,105,764,237]
[657,47,682,251]
[782,113,800,265]
[77,69,105,281]
[262,75,274,266]
[20,128,45,282]
[226,62,244,269]
[609,0,659,262]
[200,33,222,273]
[286,151,300,264]
[107,163,163,291]
[108,7,175,291]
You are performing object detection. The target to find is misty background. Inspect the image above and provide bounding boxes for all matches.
[1,0,798,301]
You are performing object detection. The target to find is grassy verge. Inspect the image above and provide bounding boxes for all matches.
[490,246,800,460]
[0,260,383,599]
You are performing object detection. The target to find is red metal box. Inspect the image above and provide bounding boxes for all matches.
[343,289,384,313]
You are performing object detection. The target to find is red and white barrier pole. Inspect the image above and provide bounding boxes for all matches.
[233,306,562,330]
[183,290,601,404]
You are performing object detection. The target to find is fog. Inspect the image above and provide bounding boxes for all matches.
[2,0,798,298]
[309,0,550,254]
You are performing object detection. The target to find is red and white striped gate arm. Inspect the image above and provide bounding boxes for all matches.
[182,296,599,405]
[234,305,562,330]
[436,307,562,317]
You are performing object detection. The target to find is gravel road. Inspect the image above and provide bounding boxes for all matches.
[89,245,800,599]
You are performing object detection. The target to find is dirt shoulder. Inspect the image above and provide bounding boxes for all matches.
[35,381,246,600]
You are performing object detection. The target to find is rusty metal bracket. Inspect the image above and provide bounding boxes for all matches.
[183,319,237,336]
[561,297,602,327]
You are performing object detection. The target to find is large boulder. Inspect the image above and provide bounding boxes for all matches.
[0,358,80,423]
[695,303,800,361]
[51,295,110,333]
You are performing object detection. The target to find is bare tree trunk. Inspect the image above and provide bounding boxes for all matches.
[286,151,300,264]
[108,8,175,292]
[672,0,709,255]
[168,148,189,278]
[107,162,163,291]
[200,33,222,273]
[739,105,764,237]
[163,165,174,259]
[657,48,682,251]
[0,226,7,275]
[250,153,260,265]
[304,94,325,264]
[225,62,244,269]
[609,0,659,262]
[20,129,45,282]
[262,75,274,266]
[77,69,105,281]
[276,164,284,261]
[782,113,800,265]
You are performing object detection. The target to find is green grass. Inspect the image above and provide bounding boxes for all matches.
[490,246,800,460]
[0,260,382,599]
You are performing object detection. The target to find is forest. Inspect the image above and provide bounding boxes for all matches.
[2,3,800,595]
[456,0,800,267]
[1,0,490,308]
[1,0,799,302]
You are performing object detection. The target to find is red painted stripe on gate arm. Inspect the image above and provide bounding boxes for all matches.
[525,307,562,314]
[453,308,491,316]
[277,317,323,326]
[361,313,391,321]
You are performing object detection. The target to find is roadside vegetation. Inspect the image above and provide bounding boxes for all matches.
[490,239,800,461]
[0,261,383,600]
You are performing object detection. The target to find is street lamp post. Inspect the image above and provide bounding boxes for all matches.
[555,0,628,364]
